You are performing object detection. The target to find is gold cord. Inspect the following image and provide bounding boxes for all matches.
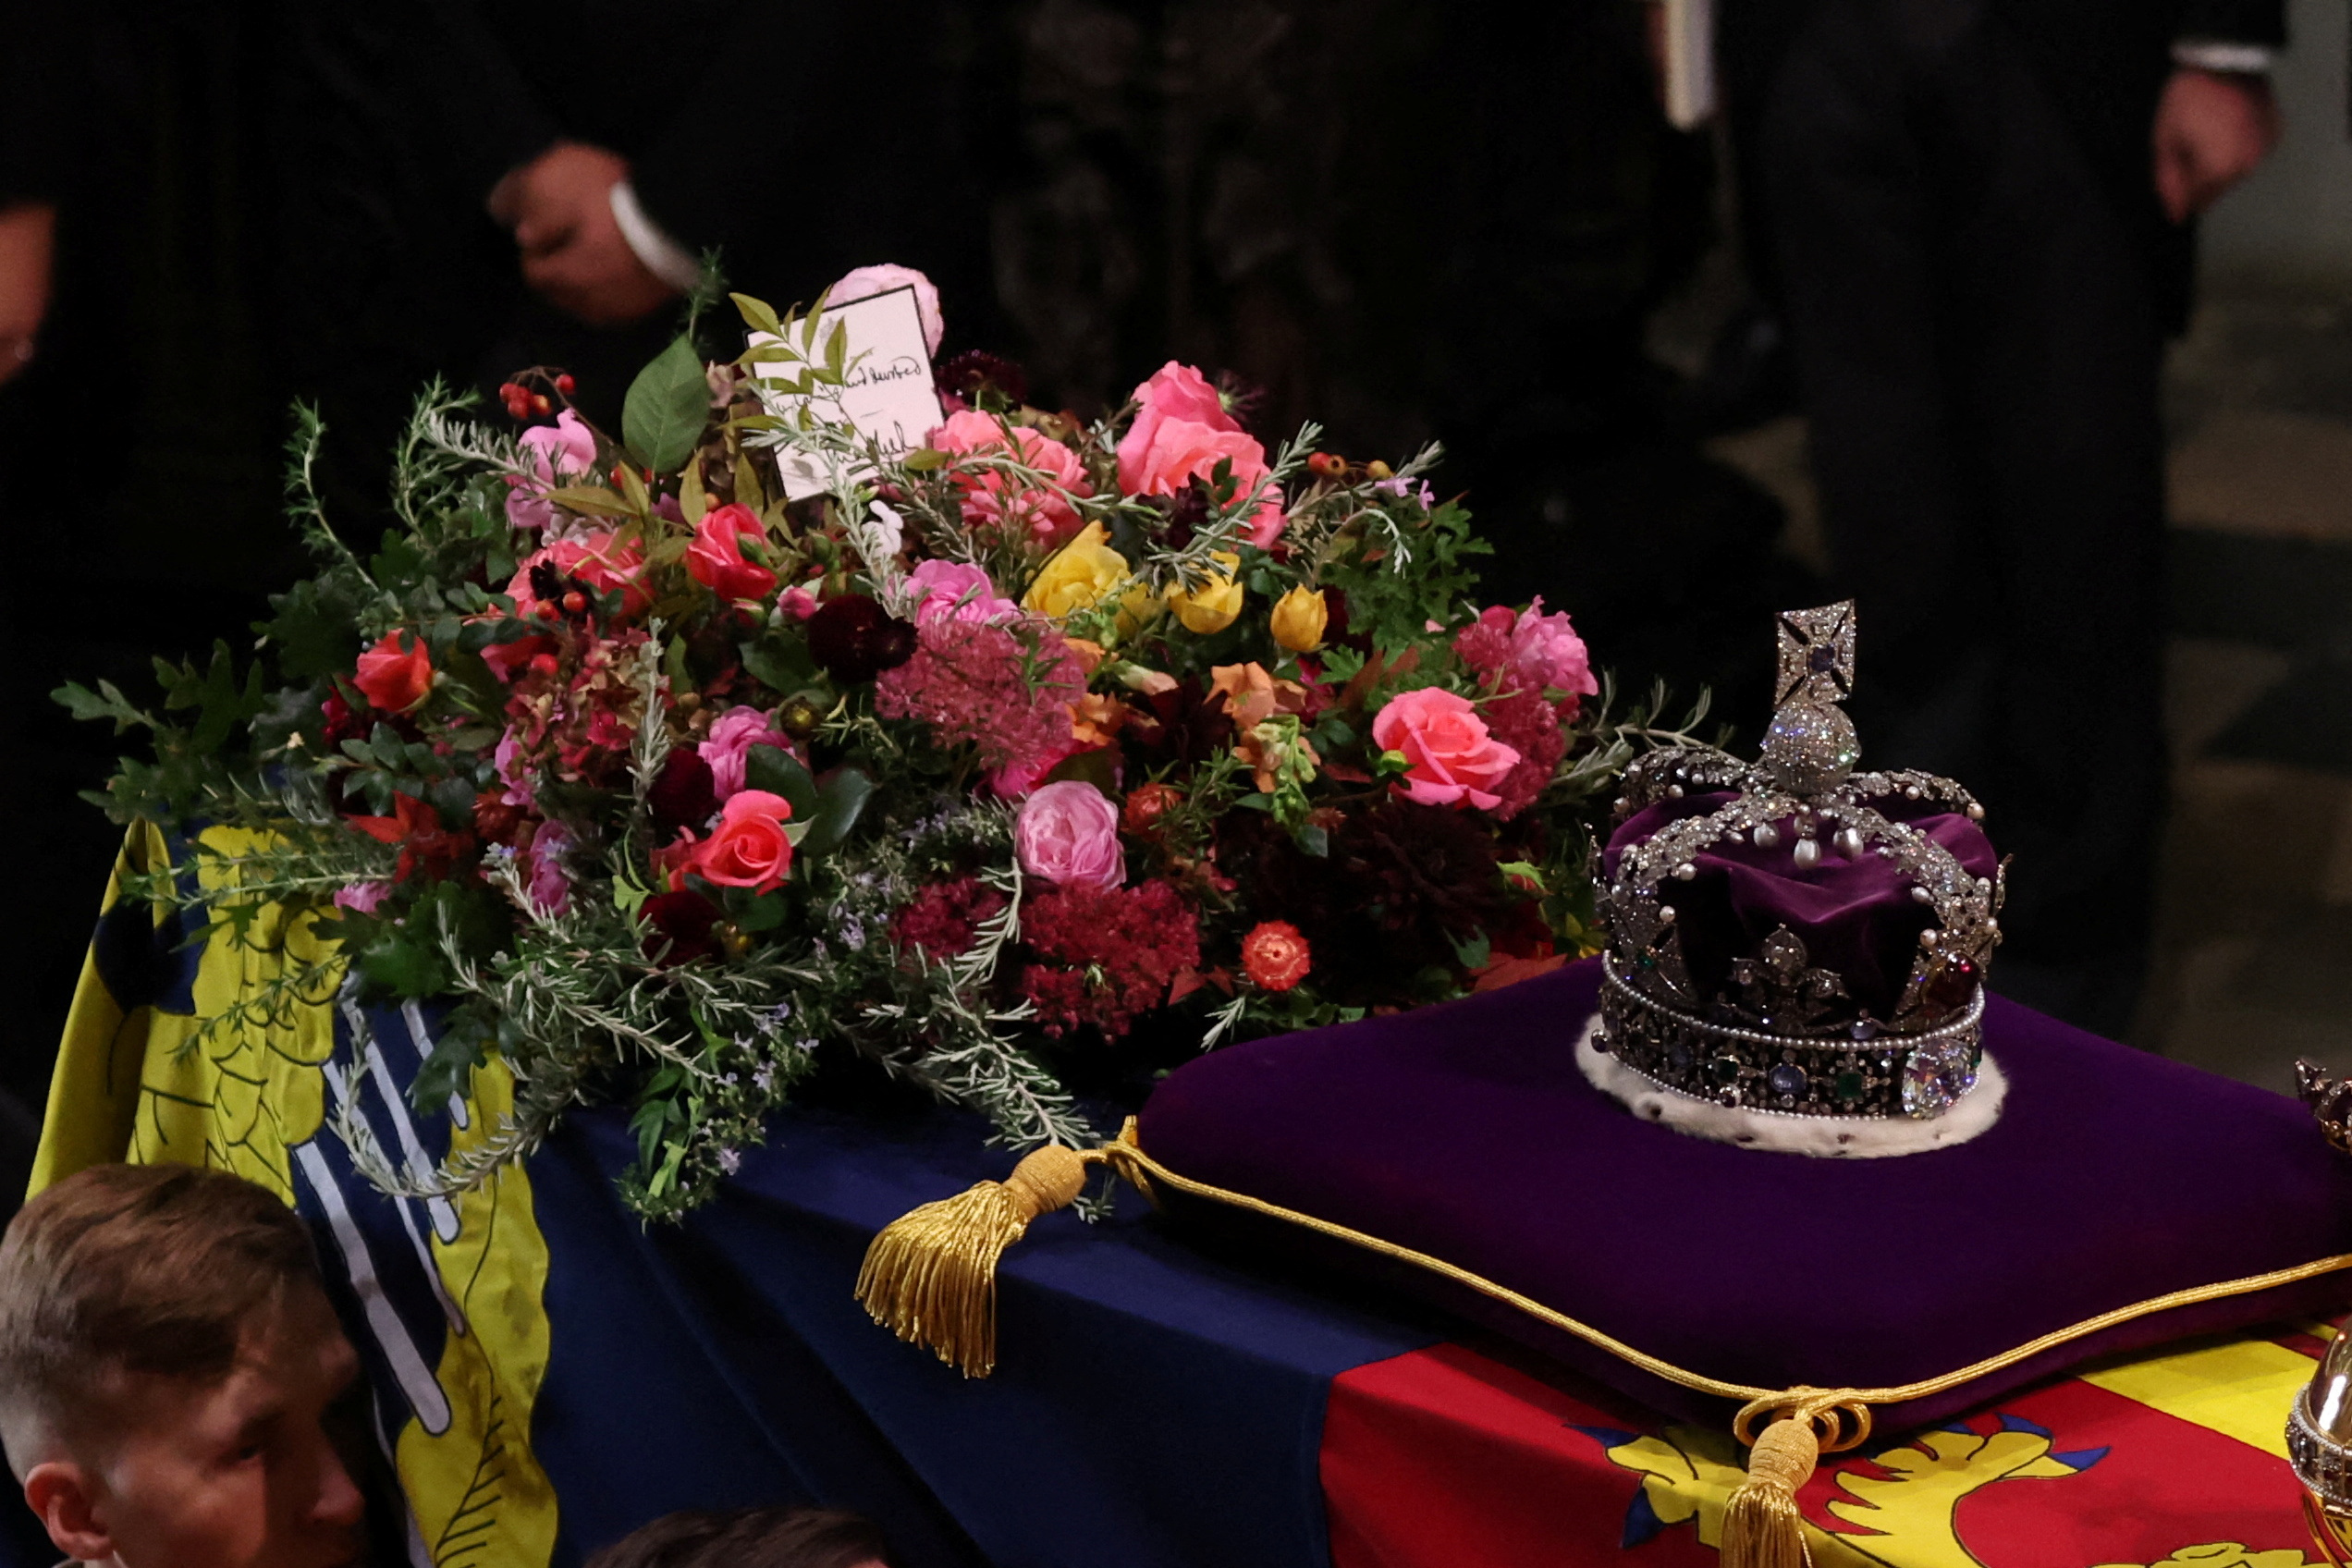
[1109,1122,2352,1408]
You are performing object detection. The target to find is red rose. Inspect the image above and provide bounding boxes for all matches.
[686,503,779,601]
[1242,920,1312,992]
[353,631,433,713]
[646,748,719,833]
[642,889,721,966]
[1121,781,1183,838]
[686,789,795,892]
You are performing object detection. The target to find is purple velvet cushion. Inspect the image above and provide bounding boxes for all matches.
[1135,958,2352,1430]
[1606,793,1999,1017]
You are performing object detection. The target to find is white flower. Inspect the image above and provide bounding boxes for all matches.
[868,500,905,557]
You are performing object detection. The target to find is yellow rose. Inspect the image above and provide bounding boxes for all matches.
[1023,521,1132,621]
[1269,583,1329,653]
[1164,552,1244,635]
[1114,580,1163,641]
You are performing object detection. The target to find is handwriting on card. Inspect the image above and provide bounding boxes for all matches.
[752,286,943,498]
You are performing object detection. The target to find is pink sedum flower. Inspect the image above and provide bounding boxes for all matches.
[905,557,1022,626]
[505,409,599,531]
[698,706,790,800]
[827,263,943,356]
[928,410,1093,545]
[1013,780,1126,889]
[1114,361,1286,547]
[1371,687,1522,812]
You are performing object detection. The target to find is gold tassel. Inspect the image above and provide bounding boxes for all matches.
[853,1143,1095,1378]
[1721,1415,1819,1568]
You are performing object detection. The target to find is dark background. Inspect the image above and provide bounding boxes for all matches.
[0,0,1806,1201]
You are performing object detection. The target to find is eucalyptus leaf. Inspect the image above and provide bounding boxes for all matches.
[622,335,712,475]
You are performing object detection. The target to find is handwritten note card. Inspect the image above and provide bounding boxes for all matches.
[753,285,944,498]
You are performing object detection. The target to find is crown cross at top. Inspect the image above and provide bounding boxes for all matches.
[1776,602,1857,709]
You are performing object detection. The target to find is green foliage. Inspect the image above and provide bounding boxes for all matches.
[1324,497,1490,655]
[797,767,875,859]
[623,335,713,474]
[61,332,1692,1227]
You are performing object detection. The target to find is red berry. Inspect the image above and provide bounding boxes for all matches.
[496,382,518,399]
[611,465,630,490]
[1307,452,1346,481]
[532,393,551,415]
[534,602,559,621]
[560,590,588,614]
[555,374,576,396]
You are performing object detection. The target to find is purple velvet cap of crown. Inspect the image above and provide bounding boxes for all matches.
[1603,791,2000,1022]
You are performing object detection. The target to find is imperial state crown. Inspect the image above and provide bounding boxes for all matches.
[1589,603,2006,1136]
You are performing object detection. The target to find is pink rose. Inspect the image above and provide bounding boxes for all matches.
[827,263,943,356]
[1013,779,1125,888]
[505,409,599,530]
[698,706,790,799]
[1122,362,1236,446]
[686,790,796,892]
[1507,597,1599,716]
[686,503,779,601]
[928,410,1093,545]
[905,557,1022,626]
[1115,362,1285,546]
[778,584,820,620]
[1371,687,1522,812]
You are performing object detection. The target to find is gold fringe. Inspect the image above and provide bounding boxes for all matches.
[1721,1415,1820,1568]
[853,1143,1095,1377]
[1720,1393,1872,1568]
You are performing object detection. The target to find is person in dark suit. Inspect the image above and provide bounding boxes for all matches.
[1705,0,2285,1036]
[274,2,1002,531]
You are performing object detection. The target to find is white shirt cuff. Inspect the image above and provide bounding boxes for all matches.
[2173,39,2277,74]
[607,180,703,293]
